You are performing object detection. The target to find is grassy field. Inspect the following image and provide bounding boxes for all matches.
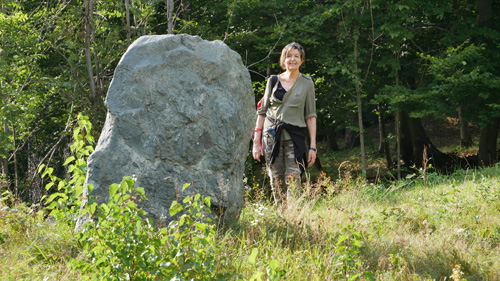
[2,162,500,280]
[1,116,498,280]
[223,165,500,280]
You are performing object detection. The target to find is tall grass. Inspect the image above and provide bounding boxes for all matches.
[0,195,78,280]
[1,165,499,280]
[214,166,500,280]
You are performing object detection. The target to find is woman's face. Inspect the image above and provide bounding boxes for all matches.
[284,48,303,71]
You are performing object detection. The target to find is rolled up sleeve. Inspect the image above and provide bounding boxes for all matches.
[304,80,316,120]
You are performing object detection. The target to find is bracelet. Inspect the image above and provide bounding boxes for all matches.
[254,128,262,132]
[310,147,317,152]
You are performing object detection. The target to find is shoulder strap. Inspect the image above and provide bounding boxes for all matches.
[268,74,299,121]
[270,75,278,89]
[258,75,279,111]
[268,75,282,121]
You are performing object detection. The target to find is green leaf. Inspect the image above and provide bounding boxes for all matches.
[248,248,258,264]
[124,176,135,189]
[109,183,119,197]
[126,201,137,209]
[195,222,207,231]
[45,182,54,190]
[352,239,362,248]
[57,180,66,191]
[269,259,280,271]
[169,201,182,216]
[120,181,128,194]
[364,271,376,281]
[96,212,107,220]
[337,235,348,245]
[63,156,76,166]
[135,187,145,196]
[203,197,211,207]
[44,193,59,204]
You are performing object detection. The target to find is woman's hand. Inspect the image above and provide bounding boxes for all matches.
[252,140,263,161]
[252,115,266,162]
[306,117,317,167]
[308,149,316,167]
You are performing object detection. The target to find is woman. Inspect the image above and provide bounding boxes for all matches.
[252,42,317,204]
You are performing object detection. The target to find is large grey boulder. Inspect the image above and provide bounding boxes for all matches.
[81,34,254,225]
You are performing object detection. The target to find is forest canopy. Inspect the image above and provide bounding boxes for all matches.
[1,0,499,203]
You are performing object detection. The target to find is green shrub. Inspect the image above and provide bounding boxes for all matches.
[37,113,223,280]
[72,179,222,280]
[39,113,94,223]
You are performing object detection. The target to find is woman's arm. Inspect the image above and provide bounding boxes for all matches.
[252,114,266,161]
[306,116,317,167]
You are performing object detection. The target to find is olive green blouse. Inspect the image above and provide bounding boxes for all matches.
[257,74,316,139]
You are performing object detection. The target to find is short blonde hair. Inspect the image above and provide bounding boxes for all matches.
[279,42,305,69]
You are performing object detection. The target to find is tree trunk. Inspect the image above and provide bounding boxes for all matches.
[12,124,18,193]
[377,107,384,153]
[398,113,457,171]
[0,22,8,178]
[458,106,473,147]
[84,0,97,112]
[92,31,102,108]
[327,125,339,151]
[1,123,9,177]
[353,36,367,174]
[377,106,392,169]
[397,111,413,166]
[394,50,401,178]
[478,120,499,166]
[125,0,131,46]
[396,111,401,179]
[345,127,360,149]
[0,158,7,176]
[0,63,7,177]
[475,0,497,166]
[477,0,492,27]
[166,0,174,34]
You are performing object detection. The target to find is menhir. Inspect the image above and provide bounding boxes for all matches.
[77,34,254,230]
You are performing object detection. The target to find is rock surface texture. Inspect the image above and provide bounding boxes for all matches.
[82,34,254,224]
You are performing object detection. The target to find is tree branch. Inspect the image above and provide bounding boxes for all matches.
[245,14,283,70]
[30,103,75,187]
[361,0,376,89]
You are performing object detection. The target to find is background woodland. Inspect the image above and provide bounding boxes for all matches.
[1,0,499,204]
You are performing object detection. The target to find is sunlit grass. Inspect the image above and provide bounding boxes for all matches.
[2,165,499,280]
[0,200,79,281]
[214,165,500,280]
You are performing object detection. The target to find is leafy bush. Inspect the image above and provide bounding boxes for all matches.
[39,113,94,222]
[37,113,223,280]
[73,179,221,280]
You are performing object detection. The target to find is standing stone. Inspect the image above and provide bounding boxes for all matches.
[81,34,254,225]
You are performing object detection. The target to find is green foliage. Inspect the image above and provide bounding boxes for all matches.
[420,42,500,127]
[0,6,51,158]
[333,223,374,281]
[3,0,500,188]
[39,113,94,222]
[73,179,221,280]
[165,184,221,279]
[247,247,285,281]
[3,161,500,280]
[0,190,78,280]
[4,1,500,279]
[33,114,223,280]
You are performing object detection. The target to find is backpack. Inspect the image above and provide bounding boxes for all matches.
[256,75,278,111]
